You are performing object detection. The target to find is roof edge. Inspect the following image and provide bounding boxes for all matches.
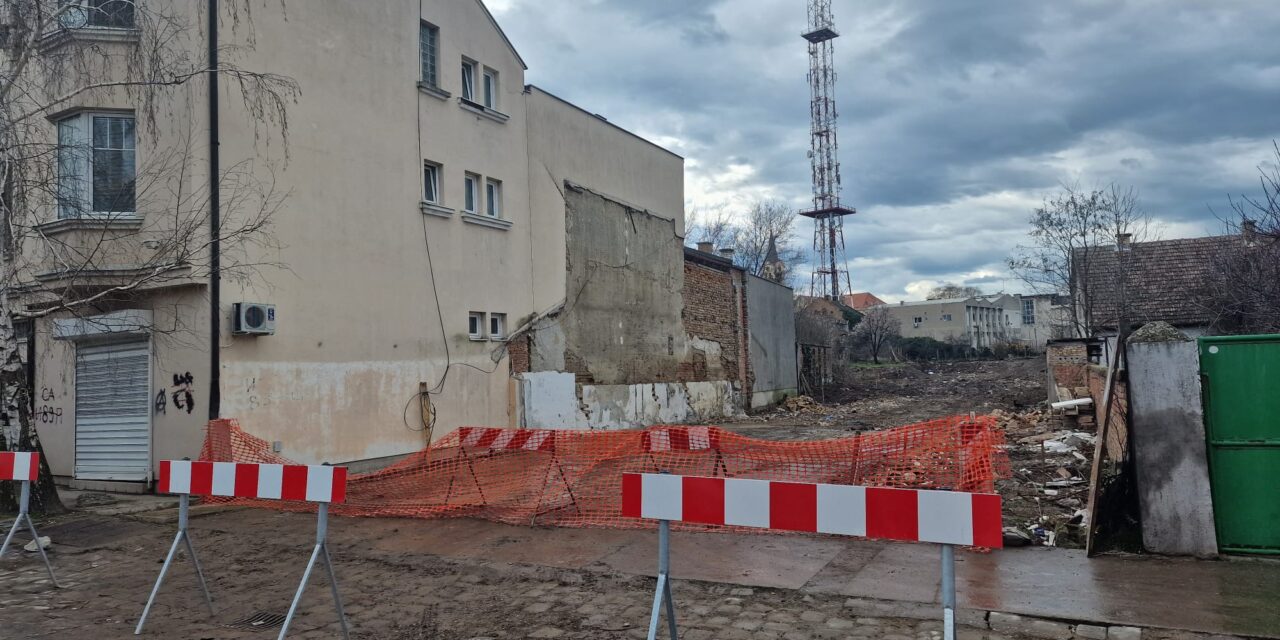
[525,84,684,160]
[474,0,528,70]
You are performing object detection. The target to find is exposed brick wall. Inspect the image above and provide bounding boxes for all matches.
[1047,342,1089,391]
[1087,365,1129,463]
[508,335,530,375]
[680,261,746,385]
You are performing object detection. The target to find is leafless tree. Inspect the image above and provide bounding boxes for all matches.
[850,306,900,364]
[925,283,982,300]
[1200,142,1280,334]
[1007,183,1155,338]
[687,199,803,284]
[0,1,297,513]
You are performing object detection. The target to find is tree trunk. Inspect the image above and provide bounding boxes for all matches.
[1,366,66,516]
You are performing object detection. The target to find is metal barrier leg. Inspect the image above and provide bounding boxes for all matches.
[135,495,212,635]
[1,481,59,588]
[279,504,348,640]
[646,519,678,640]
[322,542,351,639]
[941,544,956,640]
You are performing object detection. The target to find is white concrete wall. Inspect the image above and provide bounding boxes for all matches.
[519,372,738,430]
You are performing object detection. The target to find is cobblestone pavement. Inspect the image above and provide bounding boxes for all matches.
[0,510,1025,640]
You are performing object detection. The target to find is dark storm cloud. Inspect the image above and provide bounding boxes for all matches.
[491,0,1280,299]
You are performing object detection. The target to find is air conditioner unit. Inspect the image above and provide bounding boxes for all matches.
[233,303,276,336]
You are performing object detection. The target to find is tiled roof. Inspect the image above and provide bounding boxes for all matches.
[841,292,886,310]
[1075,235,1240,329]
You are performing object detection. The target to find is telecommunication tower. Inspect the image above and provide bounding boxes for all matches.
[800,0,855,301]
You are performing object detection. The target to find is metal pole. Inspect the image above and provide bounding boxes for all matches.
[941,544,956,640]
[1,481,25,557]
[0,481,60,588]
[279,503,348,640]
[646,518,677,640]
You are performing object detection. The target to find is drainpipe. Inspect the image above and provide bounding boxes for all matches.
[207,0,221,421]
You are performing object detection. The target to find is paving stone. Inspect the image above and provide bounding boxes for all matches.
[1075,624,1109,640]
[1109,627,1142,640]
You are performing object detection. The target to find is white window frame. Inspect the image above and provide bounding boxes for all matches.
[482,67,498,109]
[489,313,506,341]
[420,21,440,87]
[463,173,479,213]
[485,178,502,218]
[423,161,442,204]
[60,0,137,30]
[468,312,485,341]
[56,111,137,219]
[461,58,477,103]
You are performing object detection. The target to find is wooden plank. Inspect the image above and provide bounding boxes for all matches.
[1084,341,1123,556]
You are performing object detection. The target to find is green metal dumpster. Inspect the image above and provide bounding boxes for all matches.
[1199,334,1280,554]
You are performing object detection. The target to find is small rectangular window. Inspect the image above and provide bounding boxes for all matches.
[468,312,485,340]
[463,173,479,213]
[485,178,502,218]
[482,68,497,109]
[461,59,477,102]
[420,22,439,87]
[489,313,506,340]
[423,162,441,204]
[86,0,135,28]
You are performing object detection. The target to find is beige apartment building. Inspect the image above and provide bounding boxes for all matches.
[881,296,1023,350]
[16,1,761,490]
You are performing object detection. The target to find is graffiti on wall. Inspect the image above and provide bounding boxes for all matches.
[36,387,64,425]
[171,372,195,414]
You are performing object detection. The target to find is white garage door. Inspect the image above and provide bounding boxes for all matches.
[75,340,151,481]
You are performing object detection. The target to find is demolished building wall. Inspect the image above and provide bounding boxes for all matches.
[518,186,745,429]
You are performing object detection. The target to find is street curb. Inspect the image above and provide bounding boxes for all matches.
[839,597,1266,640]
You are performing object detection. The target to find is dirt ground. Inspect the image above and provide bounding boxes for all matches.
[1,508,1017,640]
[723,358,1093,549]
[725,359,1047,440]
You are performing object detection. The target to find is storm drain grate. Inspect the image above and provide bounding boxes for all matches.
[226,611,287,631]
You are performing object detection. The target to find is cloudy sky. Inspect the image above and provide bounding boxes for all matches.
[489,0,1280,302]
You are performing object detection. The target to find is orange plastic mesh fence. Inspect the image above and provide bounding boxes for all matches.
[198,415,1007,528]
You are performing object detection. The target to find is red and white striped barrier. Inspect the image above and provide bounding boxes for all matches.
[622,473,1002,548]
[641,426,720,453]
[458,427,556,452]
[157,460,347,503]
[0,451,40,482]
[1,451,58,588]
[140,459,352,637]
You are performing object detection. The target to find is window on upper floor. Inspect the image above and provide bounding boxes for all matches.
[482,67,498,109]
[485,178,502,218]
[1022,299,1036,325]
[463,172,479,213]
[56,112,136,219]
[423,162,441,204]
[59,0,136,29]
[419,21,440,88]
[461,59,477,103]
[489,313,506,340]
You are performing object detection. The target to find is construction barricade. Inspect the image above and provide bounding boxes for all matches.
[622,472,1003,640]
[0,451,58,588]
[196,414,1007,531]
[136,460,350,639]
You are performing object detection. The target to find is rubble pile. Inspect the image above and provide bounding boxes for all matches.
[993,407,1096,548]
